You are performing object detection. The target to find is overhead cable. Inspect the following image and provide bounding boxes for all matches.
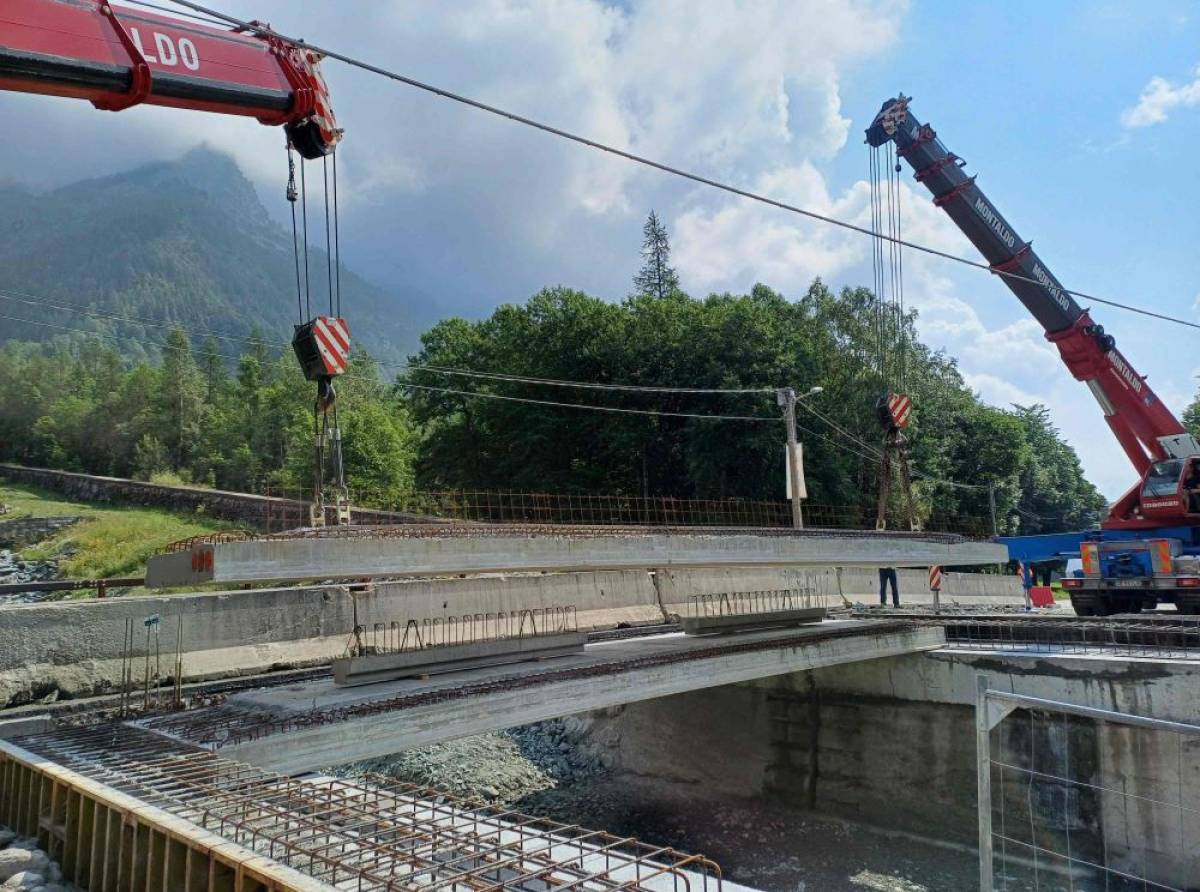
[164,0,1200,332]
[0,310,778,423]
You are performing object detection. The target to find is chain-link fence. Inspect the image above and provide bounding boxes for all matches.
[977,677,1200,891]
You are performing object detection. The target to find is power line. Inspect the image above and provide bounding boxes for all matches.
[400,364,775,394]
[0,309,779,423]
[166,0,1200,332]
[396,381,778,422]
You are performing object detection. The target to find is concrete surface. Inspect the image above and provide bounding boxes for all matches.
[332,632,588,686]
[680,607,826,635]
[0,565,1022,708]
[181,621,945,775]
[144,527,1007,587]
[588,647,1200,887]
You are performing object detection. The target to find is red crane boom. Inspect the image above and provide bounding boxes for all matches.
[0,0,339,158]
[867,95,1200,531]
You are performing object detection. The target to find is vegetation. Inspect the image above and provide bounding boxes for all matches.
[0,147,428,364]
[1,483,229,580]
[0,330,416,503]
[632,211,680,300]
[403,280,1106,534]
[0,157,1106,536]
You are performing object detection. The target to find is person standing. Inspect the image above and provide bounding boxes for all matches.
[878,566,899,607]
[1017,560,1033,610]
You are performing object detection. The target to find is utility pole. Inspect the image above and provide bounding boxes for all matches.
[778,388,803,529]
[988,482,998,537]
[777,386,822,530]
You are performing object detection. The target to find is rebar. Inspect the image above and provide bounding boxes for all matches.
[15,724,724,892]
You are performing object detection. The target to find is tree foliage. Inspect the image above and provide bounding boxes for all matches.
[0,328,416,502]
[403,280,1103,533]
[632,211,680,299]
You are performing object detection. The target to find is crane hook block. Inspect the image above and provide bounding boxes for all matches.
[292,316,350,381]
[876,392,913,434]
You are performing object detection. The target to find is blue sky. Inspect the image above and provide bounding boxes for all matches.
[2,0,1198,499]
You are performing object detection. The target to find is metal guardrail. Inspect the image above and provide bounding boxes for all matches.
[0,576,144,598]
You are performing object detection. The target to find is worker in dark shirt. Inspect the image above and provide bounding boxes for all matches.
[878,566,899,607]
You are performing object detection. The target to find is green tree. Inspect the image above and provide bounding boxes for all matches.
[157,326,204,472]
[632,211,680,299]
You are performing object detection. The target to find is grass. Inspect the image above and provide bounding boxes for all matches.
[2,482,232,581]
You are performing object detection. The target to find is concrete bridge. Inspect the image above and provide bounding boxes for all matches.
[137,618,941,775]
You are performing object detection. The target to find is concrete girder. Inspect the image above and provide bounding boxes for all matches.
[145,525,1007,588]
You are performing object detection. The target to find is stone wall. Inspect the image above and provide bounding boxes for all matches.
[0,516,81,549]
[0,464,423,530]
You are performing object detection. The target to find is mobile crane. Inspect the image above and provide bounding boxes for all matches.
[867,95,1200,615]
[1,0,353,525]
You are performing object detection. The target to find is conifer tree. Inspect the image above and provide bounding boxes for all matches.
[633,211,680,299]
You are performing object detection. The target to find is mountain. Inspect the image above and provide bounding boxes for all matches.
[0,147,433,365]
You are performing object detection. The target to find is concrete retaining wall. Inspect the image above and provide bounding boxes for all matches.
[0,564,1022,708]
[591,651,1200,885]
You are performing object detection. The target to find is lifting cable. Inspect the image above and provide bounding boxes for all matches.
[332,151,342,318]
[286,142,304,323]
[323,155,335,317]
[299,152,312,319]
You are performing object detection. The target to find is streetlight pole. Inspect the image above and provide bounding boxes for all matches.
[777,386,823,530]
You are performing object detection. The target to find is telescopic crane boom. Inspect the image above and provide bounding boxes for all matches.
[0,0,339,158]
[3,0,352,525]
[866,96,1200,531]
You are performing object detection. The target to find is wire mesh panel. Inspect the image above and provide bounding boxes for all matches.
[976,678,1200,891]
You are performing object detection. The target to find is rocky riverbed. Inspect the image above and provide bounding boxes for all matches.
[0,828,80,891]
[0,550,60,605]
[336,717,1025,892]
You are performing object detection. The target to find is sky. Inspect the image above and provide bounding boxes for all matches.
[2,0,1199,499]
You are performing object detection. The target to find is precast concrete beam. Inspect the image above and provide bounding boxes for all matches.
[144,620,945,775]
[145,524,1007,588]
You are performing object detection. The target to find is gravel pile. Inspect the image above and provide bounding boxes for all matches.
[337,717,606,805]
[0,828,80,892]
[0,551,59,605]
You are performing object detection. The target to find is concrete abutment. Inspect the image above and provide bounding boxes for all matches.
[581,650,1200,887]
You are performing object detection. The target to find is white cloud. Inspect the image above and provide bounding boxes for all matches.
[1,0,1148,498]
[1121,64,1200,128]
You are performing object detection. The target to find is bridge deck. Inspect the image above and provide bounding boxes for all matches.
[138,619,942,774]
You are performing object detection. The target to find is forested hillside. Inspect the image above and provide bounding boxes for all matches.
[0,279,1108,535]
[0,147,430,363]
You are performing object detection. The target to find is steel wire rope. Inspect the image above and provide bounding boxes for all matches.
[163,0,1200,332]
[892,144,908,390]
[286,142,304,323]
[332,150,342,317]
[323,155,335,316]
[299,157,311,318]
